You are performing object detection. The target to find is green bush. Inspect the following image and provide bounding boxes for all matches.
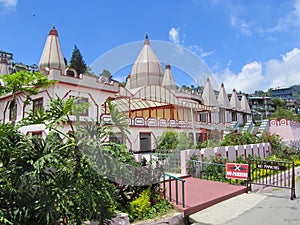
[129,188,151,220]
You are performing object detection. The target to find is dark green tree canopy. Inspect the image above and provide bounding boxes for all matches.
[69,45,87,75]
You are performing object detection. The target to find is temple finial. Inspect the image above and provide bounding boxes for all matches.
[144,33,150,45]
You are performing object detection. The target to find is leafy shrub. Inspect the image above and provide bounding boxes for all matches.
[156,130,193,151]
[129,188,151,220]
[221,132,257,146]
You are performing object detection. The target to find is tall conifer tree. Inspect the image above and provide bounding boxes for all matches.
[69,45,87,75]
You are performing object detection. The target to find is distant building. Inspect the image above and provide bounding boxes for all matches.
[248,96,274,118]
[0,51,13,74]
[272,87,293,100]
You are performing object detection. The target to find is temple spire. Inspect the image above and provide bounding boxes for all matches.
[230,89,241,111]
[144,32,150,45]
[162,64,176,90]
[217,83,231,109]
[129,34,164,89]
[39,26,66,73]
[241,94,251,113]
[202,77,218,106]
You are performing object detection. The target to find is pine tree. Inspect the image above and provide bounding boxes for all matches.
[69,45,87,75]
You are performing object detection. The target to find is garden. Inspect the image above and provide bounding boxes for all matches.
[0,72,173,225]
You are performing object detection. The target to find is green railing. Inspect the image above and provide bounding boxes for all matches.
[163,173,186,208]
[189,160,227,182]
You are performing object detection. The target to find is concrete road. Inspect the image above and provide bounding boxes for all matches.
[190,180,300,225]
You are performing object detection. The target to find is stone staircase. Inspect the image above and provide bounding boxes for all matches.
[223,121,239,138]
[241,120,254,133]
[256,119,269,137]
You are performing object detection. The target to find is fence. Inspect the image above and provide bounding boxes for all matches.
[248,159,296,200]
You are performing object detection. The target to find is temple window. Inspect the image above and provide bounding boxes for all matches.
[71,96,89,116]
[9,100,17,121]
[33,98,43,113]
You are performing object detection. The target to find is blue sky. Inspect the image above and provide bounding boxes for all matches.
[1,0,300,93]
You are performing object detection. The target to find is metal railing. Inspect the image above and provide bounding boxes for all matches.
[163,173,186,208]
[248,159,296,200]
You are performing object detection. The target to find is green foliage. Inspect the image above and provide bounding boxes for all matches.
[291,84,300,99]
[69,45,87,75]
[0,71,55,125]
[221,132,257,146]
[106,99,130,139]
[130,188,151,220]
[0,123,117,224]
[273,107,297,121]
[156,130,193,151]
[129,186,173,222]
[272,98,285,109]
[0,71,55,97]
[1,96,171,224]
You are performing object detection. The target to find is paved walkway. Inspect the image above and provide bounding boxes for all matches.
[163,177,247,216]
[189,181,300,225]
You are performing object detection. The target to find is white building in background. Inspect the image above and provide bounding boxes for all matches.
[0,27,252,152]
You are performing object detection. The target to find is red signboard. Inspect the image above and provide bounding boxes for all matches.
[226,163,249,180]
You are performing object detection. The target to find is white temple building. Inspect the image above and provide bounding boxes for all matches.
[0,27,252,152]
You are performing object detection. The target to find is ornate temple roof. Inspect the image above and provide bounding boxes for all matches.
[162,64,176,90]
[217,83,232,109]
[39,26,66,73]
[202,78,218,106]
[128,34,164,89]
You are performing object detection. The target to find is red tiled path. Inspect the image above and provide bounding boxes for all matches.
[162,177,248,216]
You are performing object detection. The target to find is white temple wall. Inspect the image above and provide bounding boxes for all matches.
[237,113,243,124]
[211,112,220,124]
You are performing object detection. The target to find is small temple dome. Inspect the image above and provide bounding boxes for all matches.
[129,34,164,89]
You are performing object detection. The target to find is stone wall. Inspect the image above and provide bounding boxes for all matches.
[132,212,186,225]
[180,143,272,174]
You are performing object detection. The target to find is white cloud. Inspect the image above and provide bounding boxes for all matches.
[230,16,252,36]
[168,28,214,58]
[169,27,181,45]
[219,48,300,93]
[168,27,184,54]
[265,48,300,88]
[261,0,300,33]
[0,0,17,8]
[222,61,263,93]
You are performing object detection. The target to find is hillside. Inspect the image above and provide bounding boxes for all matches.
[292,84,300,99]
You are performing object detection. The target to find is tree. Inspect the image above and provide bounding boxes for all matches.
[272,98,285,109]
[0,71,55,126]
[273,107,296,121]
[13,98,163,225]
[156,130,193,150]
[69,45,87,75]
